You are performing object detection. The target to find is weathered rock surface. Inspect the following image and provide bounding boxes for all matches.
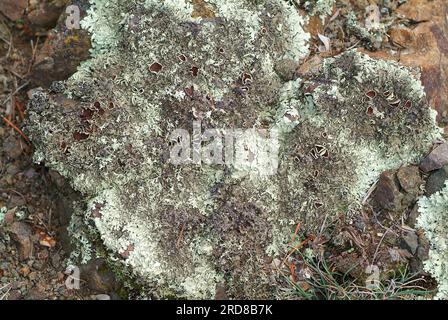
[420,143,448,172]
[425,165,448,196]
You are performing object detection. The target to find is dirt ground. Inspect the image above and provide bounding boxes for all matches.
[0,0,447,300]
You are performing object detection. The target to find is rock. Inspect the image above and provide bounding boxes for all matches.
[29,5,91,88]
[80,258,118,293]
[409,231,431,274]
[401,231,419,255]
[416,232,430,261]
[30,30,91,88]
[409,257,425,274]
[420,143,448,173]
[373,170,403,212]
[274,59,300,82]
[27,1,69,29]
[296,54,323,78]
[0,0,27,21]
[425,165,448,196]
[397,165,422,195]
[389,26,416,48]
[9,222,33,260]
[406,204,419,228]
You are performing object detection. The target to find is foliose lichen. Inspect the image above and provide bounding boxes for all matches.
[418,182,448,299]
[298,0,335,18]
[0,207,7,225]
[25,0,442,299]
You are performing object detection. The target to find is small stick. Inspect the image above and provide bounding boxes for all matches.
[15,98,25,120]
[2,116,31,144]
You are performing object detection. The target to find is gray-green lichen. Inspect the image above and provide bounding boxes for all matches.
[299,0,335,18]
[418,182,448,299]
[25,0,442,299]
[0,207,6,225]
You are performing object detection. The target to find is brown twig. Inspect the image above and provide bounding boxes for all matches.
[2,116,31,144]
[15,98,25,121]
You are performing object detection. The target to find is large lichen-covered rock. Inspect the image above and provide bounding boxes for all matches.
[25,0,441,299]
[418,183,448,299]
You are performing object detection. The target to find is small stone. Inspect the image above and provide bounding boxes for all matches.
[0,0,27,21]
[30,25,91,88]
[425,165,448,196]
[401,231,419,255]
[9,222,33,260]
[397,165,422,195]
[274,59,299,81]
[373,170,404,212]
[416,232,430,261]
[80,258,118,293]
[406,204,419,228]
[420,143,448,172]
[92,294,111,300]
[27,1,66,29]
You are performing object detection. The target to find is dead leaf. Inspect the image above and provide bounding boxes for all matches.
[318,33,331,52]
[38,231,56,248]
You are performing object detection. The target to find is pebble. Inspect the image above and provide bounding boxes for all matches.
[9,221,33,260]
[373,170,404,212]
[425,165,448,196]
[401,231,419,255]
[420,143,448,172]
